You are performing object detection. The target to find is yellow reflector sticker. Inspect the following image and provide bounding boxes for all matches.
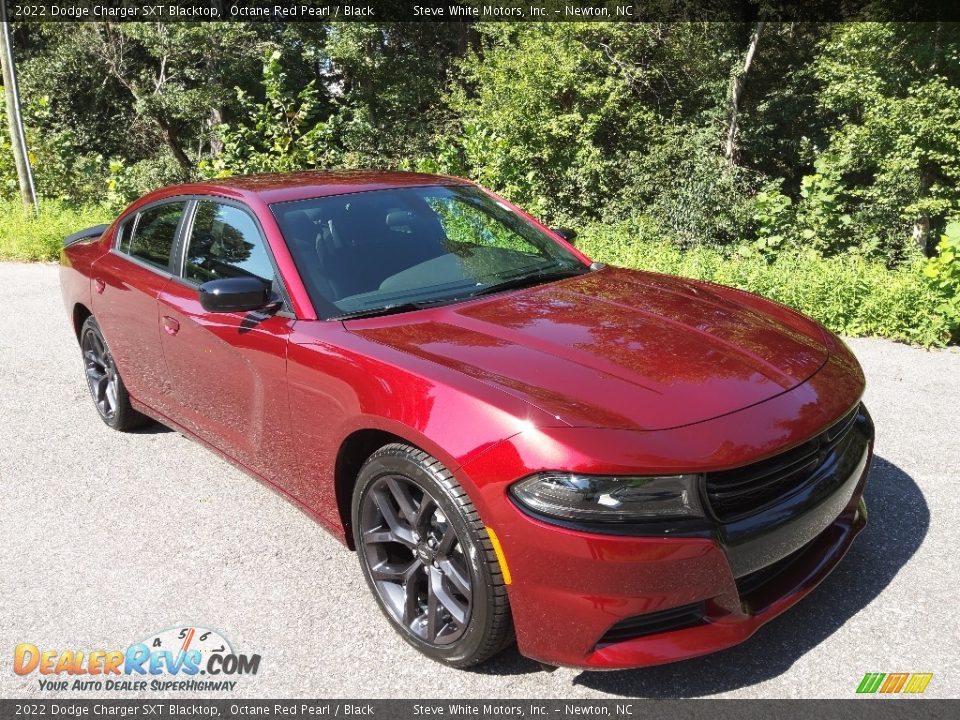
[486,526,512,585]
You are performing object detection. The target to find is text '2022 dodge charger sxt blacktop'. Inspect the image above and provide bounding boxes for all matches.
[60,171,873,670]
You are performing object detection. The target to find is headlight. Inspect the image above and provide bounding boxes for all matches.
[509,472,704,522]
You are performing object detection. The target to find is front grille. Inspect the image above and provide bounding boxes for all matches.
[705,404,864,522]
[597,602,705,646]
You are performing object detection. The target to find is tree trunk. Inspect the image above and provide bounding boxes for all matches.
[913,23,943,255]
[914,162,934,255]
[155,113,193,176]
[208,106,223,159]
[724,22,765,166]
[0,11,38,214]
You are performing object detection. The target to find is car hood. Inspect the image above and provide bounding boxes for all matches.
[348,267,831,431]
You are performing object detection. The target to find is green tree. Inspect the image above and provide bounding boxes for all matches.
[16,21,273,195]
[210,23,470,175]
[811,23,960,260]
[446,22,748,239]
[206,50,333,175]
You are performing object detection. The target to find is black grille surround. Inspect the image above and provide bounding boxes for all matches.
[704,403,866,523]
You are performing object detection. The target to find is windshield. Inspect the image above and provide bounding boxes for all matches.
[270,185,585,318]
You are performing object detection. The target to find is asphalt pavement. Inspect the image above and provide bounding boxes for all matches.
[1,262,958,699]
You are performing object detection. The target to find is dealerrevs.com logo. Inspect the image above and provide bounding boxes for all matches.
[856,672,934,695]
[13,626,260,692]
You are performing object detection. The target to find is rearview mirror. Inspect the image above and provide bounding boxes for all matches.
[198,277,273,313]
[552,227,577,245]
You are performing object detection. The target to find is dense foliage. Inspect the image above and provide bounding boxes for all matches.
[577,222,952,347]
[2,21,959,344]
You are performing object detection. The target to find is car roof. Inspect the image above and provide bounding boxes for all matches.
[156,170,473,205]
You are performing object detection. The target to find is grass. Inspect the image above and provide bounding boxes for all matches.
[577,220,955,347]
[0,199,110,262]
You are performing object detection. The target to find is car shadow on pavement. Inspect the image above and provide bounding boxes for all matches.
[129,421,174,435]
[469,648,543,676]
[569,455,928,696]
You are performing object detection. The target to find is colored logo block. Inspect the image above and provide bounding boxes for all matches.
[856,672,933,694]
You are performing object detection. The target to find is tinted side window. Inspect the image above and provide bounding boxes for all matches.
[184,201,275,285]
[129,203,185,271]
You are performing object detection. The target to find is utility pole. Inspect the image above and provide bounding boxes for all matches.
[0,2,38,215]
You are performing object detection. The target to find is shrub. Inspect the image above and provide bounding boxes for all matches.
[812,25,960,261]
[577,221,954,347]
[750,182,793,255]
[0,199,110,262]
[105,155,184,213]
[201,50,334,178]
[922,221,960,341]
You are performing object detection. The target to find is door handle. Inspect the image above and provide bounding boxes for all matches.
[162,316,180,336]
[94,278,105,294]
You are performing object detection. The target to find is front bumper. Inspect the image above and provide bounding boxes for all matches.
[470,402,874,670]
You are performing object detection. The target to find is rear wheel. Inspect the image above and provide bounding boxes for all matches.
[80,316,150,431]
[352,443,513,667]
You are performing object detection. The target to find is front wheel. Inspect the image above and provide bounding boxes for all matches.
[351,443,513,667]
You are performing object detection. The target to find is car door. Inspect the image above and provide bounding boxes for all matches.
[91,201,187,418]
[156,198,301,497]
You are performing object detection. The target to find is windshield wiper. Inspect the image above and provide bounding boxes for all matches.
[332,267,590,320]
[469,267,589,298]
[330,296,470,321]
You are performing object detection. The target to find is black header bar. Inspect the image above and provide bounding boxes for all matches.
[3,1,960,23]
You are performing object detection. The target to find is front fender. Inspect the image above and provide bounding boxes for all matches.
[287,320,558,536]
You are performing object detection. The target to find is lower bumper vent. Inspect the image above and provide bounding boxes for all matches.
[597,602,705,646]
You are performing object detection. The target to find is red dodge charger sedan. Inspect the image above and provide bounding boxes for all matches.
[60,171,873,669]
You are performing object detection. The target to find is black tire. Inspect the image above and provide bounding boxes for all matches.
[352,443,514,667]
[79,316,151,432]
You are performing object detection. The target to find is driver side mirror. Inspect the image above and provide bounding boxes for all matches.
[198,277,274,313]
[552,227,577,245]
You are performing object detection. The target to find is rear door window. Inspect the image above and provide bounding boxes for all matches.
[114,220,131,254]
[128,202,186,271]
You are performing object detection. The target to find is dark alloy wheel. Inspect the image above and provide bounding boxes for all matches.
[352,443,513,667]
[79,316,150,431]
[82,322,120,420]
[360,474,472,645]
